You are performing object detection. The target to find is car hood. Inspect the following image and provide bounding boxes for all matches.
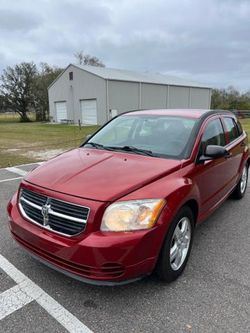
[25,148,182,202]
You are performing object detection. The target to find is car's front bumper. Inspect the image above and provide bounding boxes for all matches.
[7,190,168,285]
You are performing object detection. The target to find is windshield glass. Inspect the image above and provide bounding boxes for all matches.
[84,115,197,159]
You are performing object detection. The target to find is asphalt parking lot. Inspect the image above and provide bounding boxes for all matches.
[0,163,249,333]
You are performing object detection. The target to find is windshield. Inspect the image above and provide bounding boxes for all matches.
[83,115,197,159]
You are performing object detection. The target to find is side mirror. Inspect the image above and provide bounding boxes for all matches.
[199,145,230,162]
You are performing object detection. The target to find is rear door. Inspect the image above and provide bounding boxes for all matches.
[221,116,246,188]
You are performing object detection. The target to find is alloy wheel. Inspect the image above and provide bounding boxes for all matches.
[240,166,248,194]
[170,217,191,271]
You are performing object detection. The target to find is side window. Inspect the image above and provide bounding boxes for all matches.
[223,117,240,142]
[199,119,225,155]
[237,120,243,136]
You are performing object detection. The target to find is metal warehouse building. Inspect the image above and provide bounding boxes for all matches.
[48,64,211,125]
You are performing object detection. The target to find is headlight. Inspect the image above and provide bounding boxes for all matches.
[101,199,165,232]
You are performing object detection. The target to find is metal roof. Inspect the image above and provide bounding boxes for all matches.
[73,64,211,89]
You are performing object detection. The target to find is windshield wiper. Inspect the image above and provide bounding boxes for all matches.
[106,145,155,156]
[84,142,105,149]
[84,143,155,156]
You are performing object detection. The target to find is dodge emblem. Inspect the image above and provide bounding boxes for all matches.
[41,203,50,226]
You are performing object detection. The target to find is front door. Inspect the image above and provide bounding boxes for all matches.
[192,117,230,215]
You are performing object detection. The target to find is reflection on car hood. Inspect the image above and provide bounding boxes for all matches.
[25,148,182,201]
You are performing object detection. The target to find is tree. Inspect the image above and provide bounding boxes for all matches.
[34,63,63,121]
[211,89,224,109]
[74,51,105,67]
[0,62,37,121]
[211,86,250,110]
[0,94,5,113]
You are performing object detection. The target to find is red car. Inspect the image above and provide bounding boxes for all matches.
[7,109,249,285]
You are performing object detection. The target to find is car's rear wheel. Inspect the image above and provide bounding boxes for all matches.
[156,206,194,282]
[232,164,248,199]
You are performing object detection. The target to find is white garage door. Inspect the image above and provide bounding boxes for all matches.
[55,102,67,122]
[80,99,97,125]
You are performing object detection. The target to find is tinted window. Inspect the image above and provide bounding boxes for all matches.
[223,117,239,142]
[85,115,197,159]
[237,120,243,135]
[199,119,225,155]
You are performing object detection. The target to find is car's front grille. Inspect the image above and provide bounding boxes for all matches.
[19,188,90,236]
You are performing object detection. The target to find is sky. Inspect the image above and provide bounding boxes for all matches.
[0,0,250,90]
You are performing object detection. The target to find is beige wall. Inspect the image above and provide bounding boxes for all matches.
[141,83,167,109]
[49,65,107,125]
[108,80,139,114]
[49,65,211,125]
[168,86,190,108]
[190,87,211,109]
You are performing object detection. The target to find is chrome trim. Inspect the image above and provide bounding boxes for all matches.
[20,197,42,211]
[20,196,87,223]
[21,188,90,212]
[48,209,87,224]
[19,189,90,237]
[50,196,90,211]
[18,202,76,238]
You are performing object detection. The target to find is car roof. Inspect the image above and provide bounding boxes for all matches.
[122,109,234,119]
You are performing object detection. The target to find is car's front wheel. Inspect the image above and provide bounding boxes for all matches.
[232,164,249,199]
[156,206,194,282]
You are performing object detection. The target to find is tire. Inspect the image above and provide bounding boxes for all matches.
[231,164,249,200]
[156,206,194,282]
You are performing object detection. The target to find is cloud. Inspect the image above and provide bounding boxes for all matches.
[0,9,42,32]
[0,0,250,90]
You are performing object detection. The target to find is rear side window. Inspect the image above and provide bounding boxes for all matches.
[237,120,243,135]
[223,117,240,142]
[199,118,225,155]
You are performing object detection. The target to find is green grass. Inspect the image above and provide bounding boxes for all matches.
[0,113,99,168]
[240,119,250,143]
[0,112,36,123]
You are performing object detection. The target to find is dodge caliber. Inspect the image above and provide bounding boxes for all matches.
[7,109,249,285]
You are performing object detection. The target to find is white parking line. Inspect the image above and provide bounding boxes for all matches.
[0,177,23,183]
[5,167,28,177]
[0,255,93,333]
[0,284,33,320]
[0,162,44,173]
[0,162,43,183]
[12,161,44,168]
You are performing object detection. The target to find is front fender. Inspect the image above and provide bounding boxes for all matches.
[120,173,200,228]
